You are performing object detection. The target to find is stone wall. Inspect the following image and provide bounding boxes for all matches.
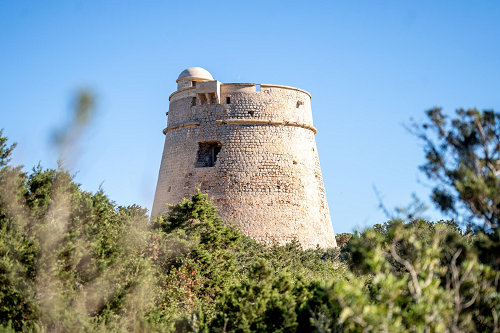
[152,83,337,249]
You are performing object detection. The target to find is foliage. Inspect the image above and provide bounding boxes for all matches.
[0,130,154,332]
[0,131,348,332]
[199,219,500,332]
[203,259,310,333]
[2,106,500,332]
[339,221,490,332]
[409,107,500,229]
[335,233,353,247]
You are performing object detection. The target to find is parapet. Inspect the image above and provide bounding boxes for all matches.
[172,67,311,101]
[170,82,311,103]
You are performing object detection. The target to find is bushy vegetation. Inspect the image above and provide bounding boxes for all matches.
[1,107,500,332]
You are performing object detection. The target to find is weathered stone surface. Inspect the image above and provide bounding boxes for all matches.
[152,68,337,249]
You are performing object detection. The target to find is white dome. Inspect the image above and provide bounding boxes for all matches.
[177,67,213,82]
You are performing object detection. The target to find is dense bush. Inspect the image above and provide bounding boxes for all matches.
[1,108,500,333]
[0,130,348,332]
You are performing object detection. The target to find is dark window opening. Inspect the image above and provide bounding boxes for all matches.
[191,97,197,107]
[195,141,222,168]
[248,110,255,116]
[213,146,221,162]
[226,97,231,104]
[197,94,207,106]
[167,186,171,192]
[192,81,197,87]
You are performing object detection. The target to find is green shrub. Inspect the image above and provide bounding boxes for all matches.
[3,110,500,333]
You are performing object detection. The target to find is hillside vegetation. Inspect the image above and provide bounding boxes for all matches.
[1,107,500,332]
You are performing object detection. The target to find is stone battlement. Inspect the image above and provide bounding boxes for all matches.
[169,83,311,101]
[167,82,314,134]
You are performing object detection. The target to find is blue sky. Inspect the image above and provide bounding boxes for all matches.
[1,1,499,234]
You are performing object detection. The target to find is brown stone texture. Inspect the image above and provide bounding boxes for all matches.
[152,78,337,249]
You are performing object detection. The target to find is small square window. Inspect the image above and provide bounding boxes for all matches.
[192,81,197,87]
[195,141,222,168]
[226,97,231,104]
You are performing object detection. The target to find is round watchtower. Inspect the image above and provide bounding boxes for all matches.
[152,67,337,249]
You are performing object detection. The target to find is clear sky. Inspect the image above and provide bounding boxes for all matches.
[1,1,499,234]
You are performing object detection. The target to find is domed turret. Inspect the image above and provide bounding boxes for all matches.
[177,67,213,81]
[176,67,213,91]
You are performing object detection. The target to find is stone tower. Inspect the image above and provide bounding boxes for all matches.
[152,67,337,249]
